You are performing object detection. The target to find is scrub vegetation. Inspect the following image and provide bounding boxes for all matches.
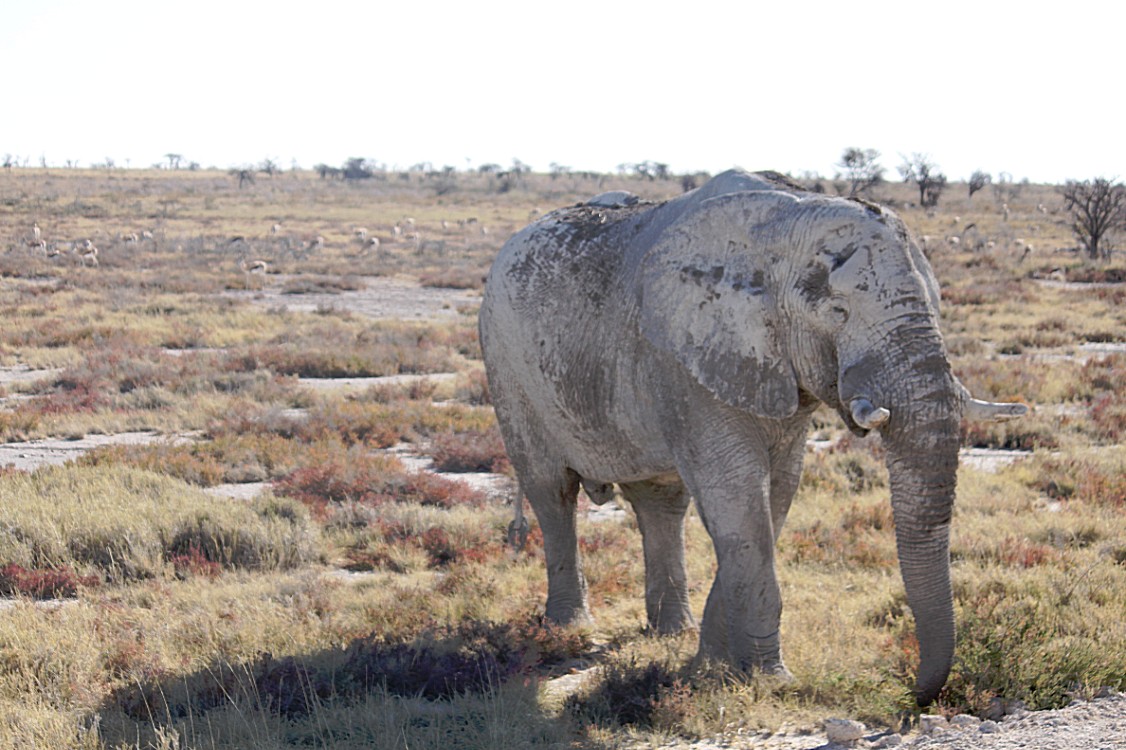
[0,166,1122,748]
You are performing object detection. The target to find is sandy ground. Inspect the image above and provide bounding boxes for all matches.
[236,273,482,320]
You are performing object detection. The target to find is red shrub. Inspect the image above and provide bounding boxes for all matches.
[169,545,222,579]
[274,451,492,512]
[427,427,511,474]
[0,563,100,599]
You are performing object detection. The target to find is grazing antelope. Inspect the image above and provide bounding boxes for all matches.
[81,240,99,267]
[239,257,268,288]
[353,227,368,241]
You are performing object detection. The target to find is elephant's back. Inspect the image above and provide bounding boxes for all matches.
[482,201,655,329]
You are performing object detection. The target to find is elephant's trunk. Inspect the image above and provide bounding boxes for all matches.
[846,320,961,706]
[885,439,959,706]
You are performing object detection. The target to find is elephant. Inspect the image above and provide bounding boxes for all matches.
[478,169,1026,706]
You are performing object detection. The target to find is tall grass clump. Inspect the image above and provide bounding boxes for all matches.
[0,464,318,584]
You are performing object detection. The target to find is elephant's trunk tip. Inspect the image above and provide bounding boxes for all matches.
[915,676,947,708]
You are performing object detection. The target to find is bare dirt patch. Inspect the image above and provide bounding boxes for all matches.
[231,274,482,320]
[0,432,185,472]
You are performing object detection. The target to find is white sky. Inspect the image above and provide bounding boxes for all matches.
[2,0,1121,183]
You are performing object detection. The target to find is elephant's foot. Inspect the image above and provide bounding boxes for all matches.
[545,598,594,628]
[647,606,697,636]
[757,660,794,683]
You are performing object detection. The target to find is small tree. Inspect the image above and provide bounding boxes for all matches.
[899,153,947,208]
[968,170,991,199]
[229,167,255,189]
[1059,178,1126,260]
[342,157,374,180]
[836,147,884,197]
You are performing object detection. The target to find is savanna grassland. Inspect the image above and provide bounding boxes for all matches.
[0,166,1122,749]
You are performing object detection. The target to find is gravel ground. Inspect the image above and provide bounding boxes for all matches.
[656,693,1126,749]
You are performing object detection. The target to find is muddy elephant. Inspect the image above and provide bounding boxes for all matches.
[478,169,1026,705]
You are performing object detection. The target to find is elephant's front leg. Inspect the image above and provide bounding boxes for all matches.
[619,479,695,634]
[679,444,787,676]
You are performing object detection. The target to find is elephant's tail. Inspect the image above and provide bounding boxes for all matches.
[506,490,530,552]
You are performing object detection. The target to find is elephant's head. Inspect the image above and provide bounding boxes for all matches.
[639,189,1026,705]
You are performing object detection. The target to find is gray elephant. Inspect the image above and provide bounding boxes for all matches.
[478,169,1026,705]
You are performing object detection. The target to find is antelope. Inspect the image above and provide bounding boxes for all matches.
[239,258,268,288]
[81,240,99,267]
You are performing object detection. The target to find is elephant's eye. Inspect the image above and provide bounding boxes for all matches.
[827,304,849,327]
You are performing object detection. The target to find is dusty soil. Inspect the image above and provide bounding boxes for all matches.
[235,273,482,320]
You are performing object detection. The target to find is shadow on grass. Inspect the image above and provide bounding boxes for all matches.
[95,619,610,749]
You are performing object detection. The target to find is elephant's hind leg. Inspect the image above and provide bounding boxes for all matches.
[620,479,696,634]
[523,468,591,626]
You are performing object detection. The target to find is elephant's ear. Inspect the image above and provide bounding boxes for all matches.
[639,192,800,419]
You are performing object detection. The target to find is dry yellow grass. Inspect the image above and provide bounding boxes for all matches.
[0,167,1121,748]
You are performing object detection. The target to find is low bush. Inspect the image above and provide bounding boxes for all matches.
[272,450,487,517]
[565,654,694,732]
[427,425,511,473]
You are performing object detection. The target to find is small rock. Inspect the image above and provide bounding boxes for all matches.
[984,696,1006,721]
[824,718,866,744]
[949,714,981,729]
[979,720,1001,734]
[871,733,903,748]
[1004,699,1029,716]
[919,715,949,734]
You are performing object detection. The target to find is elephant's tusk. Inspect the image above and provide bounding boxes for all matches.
[850,398,891,430]
[965,398,1029,422]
